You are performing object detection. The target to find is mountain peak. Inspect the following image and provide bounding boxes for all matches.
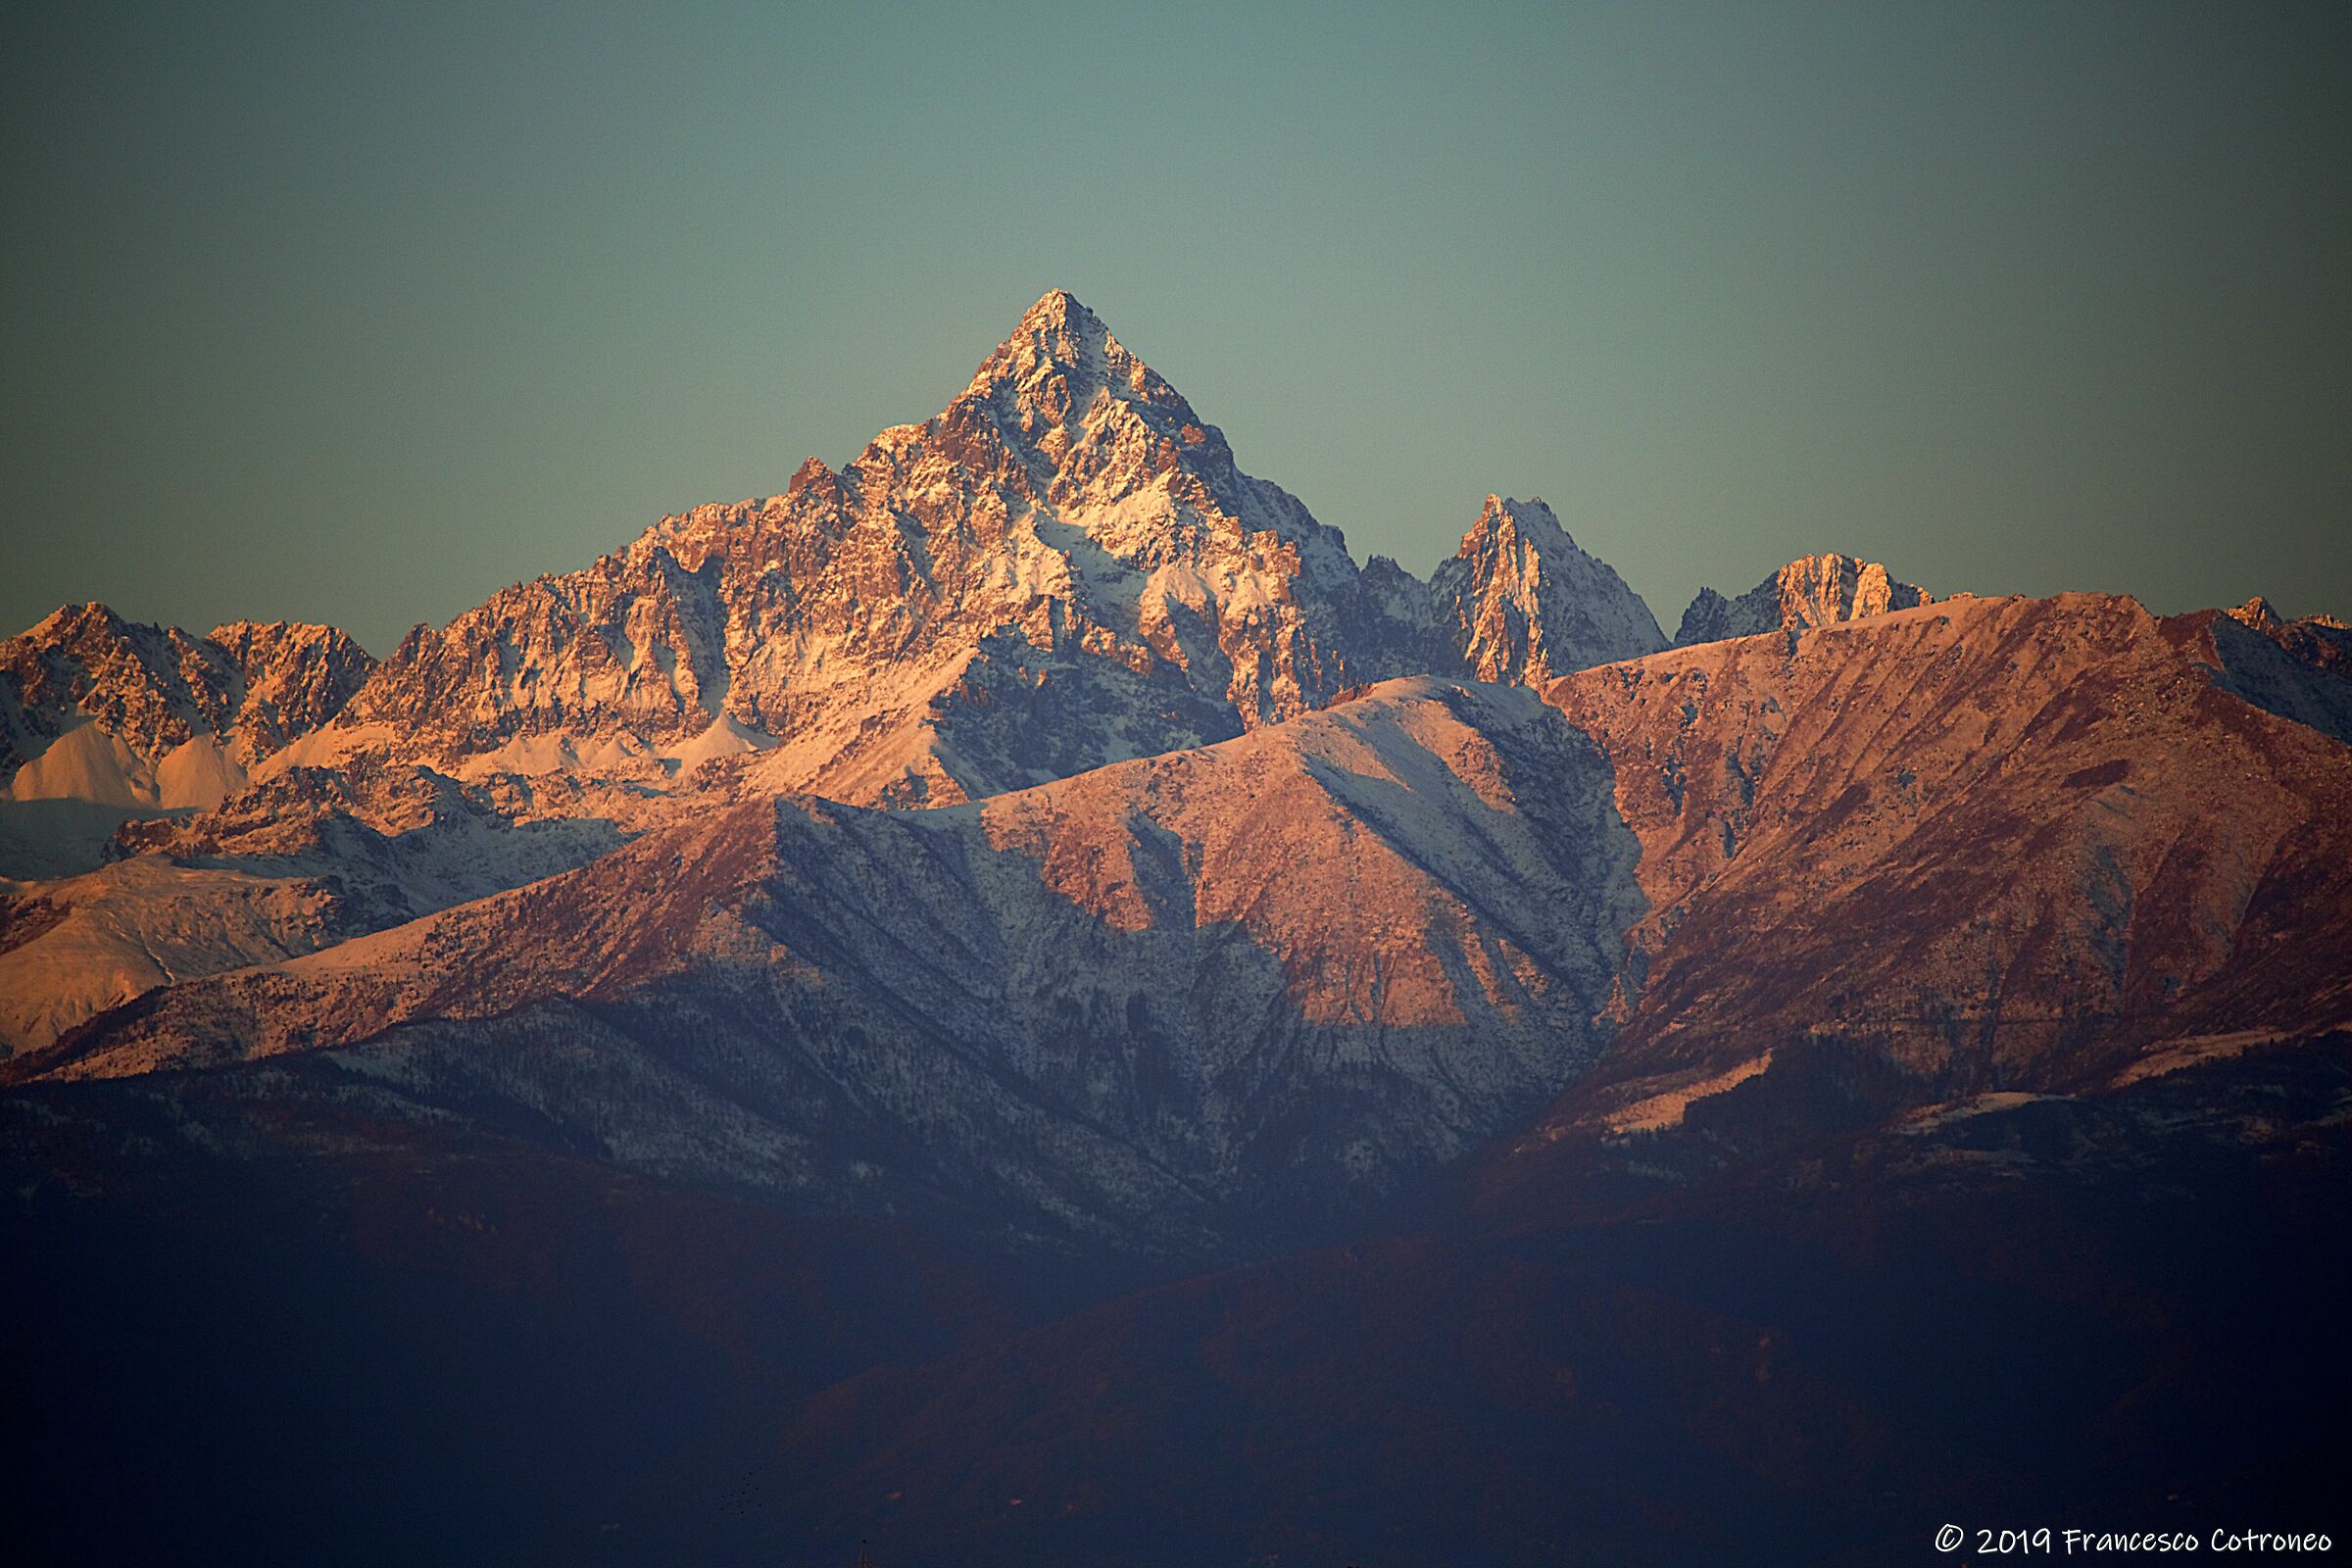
[1018,286,1092,330]
[969,287,1119,396]
[941,289,1243,511]
[1674,553,1935,647]
[785,455,835,496]
[1467,495,1560,543]
[1431,496,1667,683]
[2225,596,2284,633]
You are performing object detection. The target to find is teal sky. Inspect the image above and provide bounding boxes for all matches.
[5,0,2346,652]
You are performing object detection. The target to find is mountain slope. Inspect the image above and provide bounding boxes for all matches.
[24,593,2352,1238]
[0,759,629,1057]
[19,679,1642,1250]
[706,1031,2350,1568]
[1501,592,2352,1180]
[558,593,2352,1566]
[2192,597,2352,746]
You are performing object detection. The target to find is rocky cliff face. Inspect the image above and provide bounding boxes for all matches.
[321,292,1443,806]
[0,758,631,1057]
[1673,552,1933,647]
[0,604,373,808]
[6,298,1694,847]
[1431,495,1667,683]
[274,294,1683,810]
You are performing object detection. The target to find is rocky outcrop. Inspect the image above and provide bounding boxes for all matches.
[1430,496,1666,683]
[1673,552,1933,646]
[201,620,379,753]
[0,604,373,808]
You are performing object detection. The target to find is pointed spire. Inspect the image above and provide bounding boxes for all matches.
[1017,287,1091,330]
[969,287,1115,400]
[2226,596,2283,633]
[1432,494,1667,680]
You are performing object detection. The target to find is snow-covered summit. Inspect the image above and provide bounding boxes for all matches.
[10,293,1673,829]
[323,290,1469,804]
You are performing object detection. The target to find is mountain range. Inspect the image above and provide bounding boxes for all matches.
[4,291,2347,1567]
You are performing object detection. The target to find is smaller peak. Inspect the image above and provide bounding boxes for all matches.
[205,618,272,648]
[22,601,127,641]
[1463,495,1573,552]
[1483,495,1559,522]
[785,454,849,508]
[2225,596,2283,632]
[1677,553,1933,647]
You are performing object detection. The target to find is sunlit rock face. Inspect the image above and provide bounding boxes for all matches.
[288,293,1679,810]
[1431,494,1668,683]
[322,290,1448,807]
[0,603,373,808]
[1673,551,1934,647]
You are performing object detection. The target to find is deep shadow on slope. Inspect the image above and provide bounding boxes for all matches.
[0,1084,1034,1568]
[612,1041,2351,1568]
[6,1040,2343,1568]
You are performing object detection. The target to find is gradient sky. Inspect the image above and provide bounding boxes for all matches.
[4,0,2346,652]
